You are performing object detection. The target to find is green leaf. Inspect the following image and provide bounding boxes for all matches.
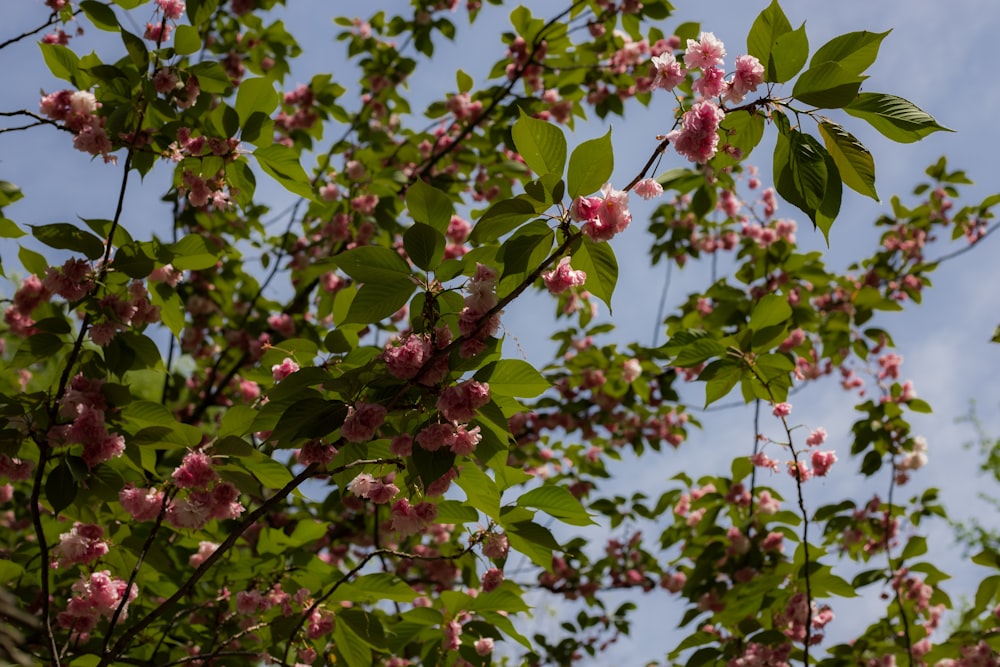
[270,399,347,445]
[46,461,78,515]
[818,120,878,200]
[474,359,549,398]
[769,23,809,83]
[516,485,594,526]
[169,233,221,270]
[19,246,49,276]
[338,608,388,651]
[747,1,806,83]
[239,453,294,489]
[111,242,155,279]
[456,465,501,521]
[572,236,618,312]
[811,30,890,76]
[412,445,455,491]
[901,536,928,560]
[406,180,454,233]
[333,621,371,667]
[190,61,231,93]
[815,144,842,243]
[254,144,318,201]
[235,77,279,124]
[120,29,148,70]
[699,359,742,407]
[347,574,418,603]
[792,61,865,108]
[80,1,120,30]
[456,69,473,93]
[504,519,559,572]
[29,223,104,260]
[844,93,952,144]
[343,280,414,325]
[403,223,446,271]
[39,43,79,83]
[334,246,411,283]
[173,24,201,55]
[13,333,64,366]
[511,110,567,177]
[774,121,831,230]
[0,180,24,209]
[567,129,613,198]
[749,294,792,332]
[469,197,542,244]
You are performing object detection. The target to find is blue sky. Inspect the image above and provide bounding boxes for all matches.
[4,1,1000,663]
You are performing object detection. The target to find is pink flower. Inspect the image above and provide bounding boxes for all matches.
[172,451,217,489]
[811,450,837,477]
[805,427,827,447]
[54,523,109,567]
[650,52,686,91]
[416,423,456,452]
[340,403,387,443]
[155,0,185,19]
[483,532,509,560]
[569,195,601,223]
[772,402,792,417]
[668,100,725,164]
[347,473,375,498]
[542,256,587,295]
[271,358,299,382]
[119,485,165,521]
[450,424,482,455]
[622,358,642,382]
[684,32,726,70]
[761,531,784,552]
[633,178,663,200]
[188,541,218,568]
[726,54,765,104]
[383,335,432,380]
[580,183,632,242]
[474,637,494,656]
[366,480,400,504]
[437,380,491,422]
[481,567,504,592]
[692,66,726,98]
[390,434,413,457]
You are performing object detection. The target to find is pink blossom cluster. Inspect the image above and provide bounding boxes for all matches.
[40,89,117,163]
[415,422,482,456]
[505,36,546,91]
[437,380,490,422]
[727,642,792,667]
[346,472,399,504]
[0,454,33,482]
[569,182,632,242]
[4,274,52,336]
[271,357,299,381]
[153,68,200,108]
[159,451,244,529]
[275,84,319,134]
[53,522,109,567]
[155,0,185,19]
[341,402,387,443]
[482,532,509,560]
[542,256,587,295]
[89,281,161,346]
[652,33,765,163]
[741,218,797,248]
[389,497,438,536]
[296,439,337,467]
[458,263,503,357]
[49,374,126,468]
[667,100,725,164]
[382,331,449,384]
[180,170,231,209]
[57,570,137,636]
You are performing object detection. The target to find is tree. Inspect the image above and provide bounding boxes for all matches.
[1,0,998,665]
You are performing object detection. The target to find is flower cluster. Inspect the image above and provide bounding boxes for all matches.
[458,263,503,357]
[569,182,632,242]
[39,89,116,163]
[58,571,137,636]
[49,375,126,469]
